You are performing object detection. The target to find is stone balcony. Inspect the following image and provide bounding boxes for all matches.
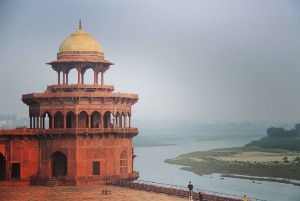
[0,128,138,139]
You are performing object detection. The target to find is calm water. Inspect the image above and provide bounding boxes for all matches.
[133,136,300,201]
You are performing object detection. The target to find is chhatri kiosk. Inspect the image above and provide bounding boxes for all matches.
[0,22,139,186]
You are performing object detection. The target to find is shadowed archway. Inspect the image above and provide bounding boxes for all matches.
[0,152,5,180]
[50,151,67,177]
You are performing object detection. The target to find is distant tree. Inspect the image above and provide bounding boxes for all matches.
[294,123,300,137]
[267,127,285,138]
[267,127,276,138]
[15,126,28,129]
[286,130,297,138]
[267,127,296,138]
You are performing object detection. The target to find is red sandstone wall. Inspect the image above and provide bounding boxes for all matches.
[37,138,133,179]
[10,139,39,180]
[2,137,133,183]
[76,138,133,177]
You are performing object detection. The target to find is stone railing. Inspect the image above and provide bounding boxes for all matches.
[46,84,115,91]
[0,127,138,137]
[22,91,138,99]
[110,179,266,201]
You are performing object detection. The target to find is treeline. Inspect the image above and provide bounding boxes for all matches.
[245,137,300,151]
[245,123,300,151]
[267,123,300,138]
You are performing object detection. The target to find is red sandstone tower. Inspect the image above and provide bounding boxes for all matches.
[0,22,139,186]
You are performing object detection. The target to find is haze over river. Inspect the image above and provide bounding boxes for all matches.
[133,134,300,201]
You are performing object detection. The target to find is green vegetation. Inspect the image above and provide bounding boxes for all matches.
[267,123,300,138]
[165,147,300,183]
[15,126,28,129]
[267,127,297,138]
[164,124,300,184]
[245,137,300,151]
[245,123,300,151]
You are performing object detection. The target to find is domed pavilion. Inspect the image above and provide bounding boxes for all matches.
[0,21,139,186]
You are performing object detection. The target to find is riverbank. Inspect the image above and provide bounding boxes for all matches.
[165,147,300,184]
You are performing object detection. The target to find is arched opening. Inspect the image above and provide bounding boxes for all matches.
[103,111,113,128]
[91,151,105,175]
[121,111,126,128]
[67,67,78,84]
[126,112,130,128]
[78,111,88,128]
[54,111,64,128]
[120,151,128,175]
[116,111,120,128]
[0,152,6,180]
[66,111,76,128]
[81,66,94,84]
[91,111,101,128]
[50,151,67,177]
[43,112,52,129]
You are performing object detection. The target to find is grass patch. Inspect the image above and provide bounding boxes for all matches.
[165,147,300,181]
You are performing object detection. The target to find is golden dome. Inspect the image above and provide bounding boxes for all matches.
[59,28,103,52]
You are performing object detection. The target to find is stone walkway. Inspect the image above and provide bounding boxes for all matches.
[0,185,189,201]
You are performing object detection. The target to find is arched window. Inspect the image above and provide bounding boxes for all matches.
[54,111,64,128]
[120,151,128,174]
[78,111,88,128]
[50,151,67,177]
[103,111,113,128]
[66,111,76,128]
[91,111,101,128]
[43,112,52,129]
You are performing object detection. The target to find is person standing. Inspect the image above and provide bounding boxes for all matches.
[199,191,204,201]
[243,195,249,201]
[188,181,193,201]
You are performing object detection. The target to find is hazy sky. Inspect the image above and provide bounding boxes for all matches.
[1,0,300,124]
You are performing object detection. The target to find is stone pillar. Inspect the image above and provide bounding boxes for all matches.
[64,114,66,129]
[124,115,127,128]
[77,70,80,84]
[58,71,61,85]
[6,159,10,181]
[120,115,123,128]
[36,116,39,129]
[76,115,78,128]
[129,116,131,128]
[40,116,43,129]
[66,72,69,84]
[93,70,97,84]
[30,116,32,129]
[52,115,55,129]
[63,72,66,84]
[96,71,99,84]
[101,72,104,85]
[33,117,36,129]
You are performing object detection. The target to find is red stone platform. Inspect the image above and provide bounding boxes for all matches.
[0,185,188,201]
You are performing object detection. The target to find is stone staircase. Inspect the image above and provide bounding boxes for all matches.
[44,177,59,187]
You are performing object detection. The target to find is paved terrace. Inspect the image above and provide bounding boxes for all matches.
[0,185,188,201]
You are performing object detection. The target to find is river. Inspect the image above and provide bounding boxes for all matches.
[132,134,300,201]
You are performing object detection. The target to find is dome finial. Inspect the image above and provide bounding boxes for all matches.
[79,19,82,29]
